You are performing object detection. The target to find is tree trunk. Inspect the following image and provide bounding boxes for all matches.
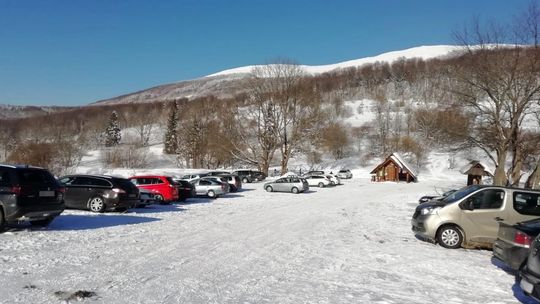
[528,162,540,189]
[493,150,508,186]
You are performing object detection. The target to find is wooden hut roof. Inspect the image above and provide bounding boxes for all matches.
[370,152,418,179]
[459,161,493,176]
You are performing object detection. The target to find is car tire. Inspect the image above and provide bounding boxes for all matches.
[291,187,299,194]
[30,217,54,227]
[207,190,216,199]
[266,186,273,192]
[437,225,463,249]
[318,182,325,188]
[154,194,165,204]
[0,208,6,233]
[242,177,249,184]
[88,196,106,213]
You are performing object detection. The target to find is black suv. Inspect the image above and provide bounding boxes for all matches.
[0,164,65,231]
[59,175,139,212]
[232,170,266,183]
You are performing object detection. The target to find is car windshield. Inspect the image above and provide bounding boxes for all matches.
[440,185,482,205]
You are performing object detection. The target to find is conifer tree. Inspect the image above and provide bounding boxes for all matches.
[104,111,122,147]
[163,101,179,154]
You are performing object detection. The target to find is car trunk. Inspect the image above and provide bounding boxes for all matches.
[113,178,140,201]
[15,169,63,206]
[527,236,540,277]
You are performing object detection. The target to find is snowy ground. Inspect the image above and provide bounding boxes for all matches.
[1,177,536,304]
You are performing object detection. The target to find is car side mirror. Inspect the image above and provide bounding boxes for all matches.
[460,199,474,211]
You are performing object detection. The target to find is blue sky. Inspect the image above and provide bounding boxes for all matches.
[0,0,528,106]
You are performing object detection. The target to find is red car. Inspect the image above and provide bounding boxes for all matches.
[129,175,179,203]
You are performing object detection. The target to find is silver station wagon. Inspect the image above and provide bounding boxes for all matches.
[264,176,309,194]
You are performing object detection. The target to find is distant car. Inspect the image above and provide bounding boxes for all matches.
[493,218,540,271]
[232,170,266,183]
[201,176,230,193]
[519,233,540,301]
[337,169,353,179]
[191,179,227,198]
[174,179,196,201]
[206,170,230,176]
[418,189,458,204]
[303,175,332,188]
[264,176,309,194]
[217,174,242,192]
[129,175,179,203]
[305,170,325,177]
[180,173,209,183]
[59,174,140,213]
[138,188,156,207]
[326,174,341,186]
[0,164,65,231]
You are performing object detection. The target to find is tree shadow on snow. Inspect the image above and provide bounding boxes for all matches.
[48,214,160,231]
[129,204,186,214]
[177,197,216,205]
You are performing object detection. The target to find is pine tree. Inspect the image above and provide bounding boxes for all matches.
[104,111,122,147]
[163,101,179,154]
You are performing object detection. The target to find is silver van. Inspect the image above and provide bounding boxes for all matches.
[411,185,540,249]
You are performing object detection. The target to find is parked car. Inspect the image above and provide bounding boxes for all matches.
[305,170,325,177]
[326,174,341,186]
[0,164,65,231]
[411,185,540,249]
[180,173,209,183]
[493,218,540,271]
[264,176,309,194]
[201,176,230,193]
[174,179,196,201]
[418,189,458,204]
[138,188,156,207]
[191,179,227,198]
[217,174,242,192]
[519,232,540,301]
[303,175,332,188]
[129,175,179,203]
[59,174,140,213]
[206,170,230,176]
[232,170,266,183]
[337,169,353,179]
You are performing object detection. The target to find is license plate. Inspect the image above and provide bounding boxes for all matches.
[129,194,137,198]
[521,278,534,294]
[39,191,55,197]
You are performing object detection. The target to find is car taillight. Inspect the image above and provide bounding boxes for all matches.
[10,185,22,195]
[112,188,126,194]
[57,187,66,193]
[514,231,533,246]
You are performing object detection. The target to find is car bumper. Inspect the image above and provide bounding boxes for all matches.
[8,205,65,222]
[411,215,438,242]
[520,267,540,301]
[105,198,138,210]
[493,240,529,271]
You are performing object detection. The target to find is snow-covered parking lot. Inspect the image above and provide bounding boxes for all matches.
[0,178,535,303]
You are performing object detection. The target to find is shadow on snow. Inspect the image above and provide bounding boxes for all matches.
[48,214,160,231]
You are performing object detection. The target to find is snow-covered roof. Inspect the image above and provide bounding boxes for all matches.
[459,161,493,176]
[390,153,418,178]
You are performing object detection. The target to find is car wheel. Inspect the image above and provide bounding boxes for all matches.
[30,218,54,227]
[154,194,165,204]
[437,225,463,249]
[0,208,6,232]
[266,186,273,192]
[291,187,299,194]
[318,182,325,188]
[207,190,216,199]
[89,196,106,213]
[242,177,249,183]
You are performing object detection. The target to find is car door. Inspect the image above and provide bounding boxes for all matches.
[64,176,95,209]
[459,188,507,243]
[196,180,210,195]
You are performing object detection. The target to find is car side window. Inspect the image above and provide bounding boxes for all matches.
[94,178,111,187]
[71,177,93,186]
[59,176,76,185]
[153,178,164,185]
[0,169,11,187]
[467,189,505,209]
[514,192,540,215]
[199,180,211,186]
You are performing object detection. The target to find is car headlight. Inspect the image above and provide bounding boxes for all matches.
[420,207,441,216]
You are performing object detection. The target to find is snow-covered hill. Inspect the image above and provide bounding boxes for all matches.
[0,104,72,119]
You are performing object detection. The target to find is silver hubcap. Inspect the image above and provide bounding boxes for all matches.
[441,229,460,246]
[292,188,298,193]
[90,198,103,212]
[266,187,272,192]
[208,191,215,197]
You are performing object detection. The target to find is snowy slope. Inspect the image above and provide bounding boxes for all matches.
[207,45,461,77]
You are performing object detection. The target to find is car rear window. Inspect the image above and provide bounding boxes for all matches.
[514,192,540,215]
[113,178,138,191]
[17,169,57,186]
[0,169,12,186]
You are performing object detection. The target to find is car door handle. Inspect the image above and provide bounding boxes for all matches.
[494,217,504,221]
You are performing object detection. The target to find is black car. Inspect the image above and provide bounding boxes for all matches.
[59,175,139,212]
[519,233,540,301]
[493,219,540,271]
[418,189,458,204]
[0,164,65,231]
[232,170,266,183]
[175,179,196,201]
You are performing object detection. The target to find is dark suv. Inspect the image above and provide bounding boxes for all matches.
[0,164,65,231]
[59,175,139,213]
[232,170,266,183]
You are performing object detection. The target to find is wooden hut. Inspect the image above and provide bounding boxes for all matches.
[370,153,417,183]
[459,161,492,186]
